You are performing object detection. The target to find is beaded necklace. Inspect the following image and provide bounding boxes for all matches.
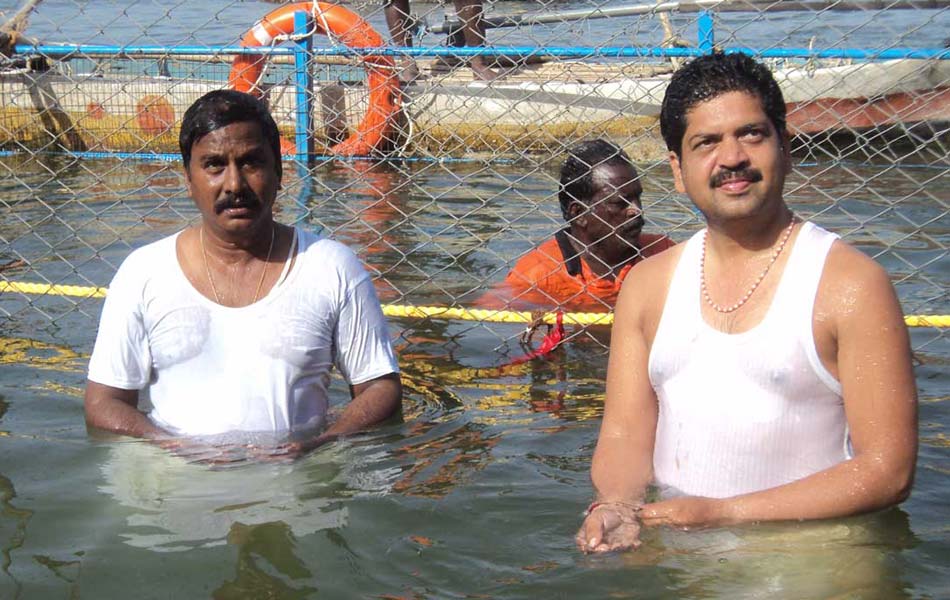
[700,217,797,314]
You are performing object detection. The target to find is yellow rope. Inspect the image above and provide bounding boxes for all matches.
[379,303,612,326]
[903,315,950,328]
[1,280,108,298]
[2,280,948,327]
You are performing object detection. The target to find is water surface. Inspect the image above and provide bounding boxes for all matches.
[1,154,947,598]
[1,1,948,597]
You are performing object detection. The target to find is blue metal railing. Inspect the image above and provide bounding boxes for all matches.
[8,7,950,164]
[697,11,716,53]
[14,44,950,61]
[293,10,315,165]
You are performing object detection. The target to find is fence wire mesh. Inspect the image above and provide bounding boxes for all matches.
[0,0,947,359]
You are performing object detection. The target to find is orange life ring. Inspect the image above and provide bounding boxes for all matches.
[228,2,399,156]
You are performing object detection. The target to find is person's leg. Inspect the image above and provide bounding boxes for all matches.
[384,0,420,82]
[453,0,499,81]
[384,0,413,47]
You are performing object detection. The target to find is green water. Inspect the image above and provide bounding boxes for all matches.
[0,154,947,598]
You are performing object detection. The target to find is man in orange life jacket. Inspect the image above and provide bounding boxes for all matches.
[495,139,674,312]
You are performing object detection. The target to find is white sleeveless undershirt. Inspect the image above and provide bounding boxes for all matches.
[648,222,849,499]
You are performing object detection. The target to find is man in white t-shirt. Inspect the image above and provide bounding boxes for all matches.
[576,53,917,553]
[85,90,402,456]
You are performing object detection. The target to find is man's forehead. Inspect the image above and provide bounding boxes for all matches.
[193,121,267,151]
[592,163,640,189]
[683,90,769,130]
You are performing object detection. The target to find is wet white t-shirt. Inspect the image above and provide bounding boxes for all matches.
[88,227,399,436]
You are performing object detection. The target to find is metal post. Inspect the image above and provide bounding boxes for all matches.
[697,10,715,53]
[293,10,314,165]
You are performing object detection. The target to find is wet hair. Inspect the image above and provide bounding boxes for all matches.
[660,53,787,157]
[179,89,282,178]
[558,139,635,220]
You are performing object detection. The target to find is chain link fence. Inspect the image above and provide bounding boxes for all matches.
[0,0,947,359]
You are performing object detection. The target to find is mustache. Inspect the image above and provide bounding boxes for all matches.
[621,216,644,231]
[710,167,763,188]
[616,216,645,236]
[214,191,261,214]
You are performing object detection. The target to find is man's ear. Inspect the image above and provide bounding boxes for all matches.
[669,151,686,194]
[781,132,792,175]
[568,201,588,227]
[183,165,193,196]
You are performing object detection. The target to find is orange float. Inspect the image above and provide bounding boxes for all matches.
[228,2,400,156]
[86,102,107,120]
[135,95,175,136]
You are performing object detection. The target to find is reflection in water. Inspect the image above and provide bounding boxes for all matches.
[591,510,918,599]
[212,522,317,600]
[390,345,600,499]
[0,337,86,373]
[687,512,916,598]
[391,420,499,499]
[0,474,33,598]
[328,160,411,247]
[98,442,350,552]
[309,160,413,303]
[32,554,81,597]
[398,337,605,423]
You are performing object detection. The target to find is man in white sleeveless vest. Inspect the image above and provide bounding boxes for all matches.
[84,90,402,458]
[576,53,917,553]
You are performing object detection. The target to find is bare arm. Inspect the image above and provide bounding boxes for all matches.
[299,268,402,449]
[576,263,661,553]
[290,372,403,453]
[640,245,918,528]
[327,372,403,438]
[84,380,167,438]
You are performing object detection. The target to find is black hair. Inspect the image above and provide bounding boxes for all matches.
[558,139,635,220]
[179,89,282,178]
[660,53,787,157]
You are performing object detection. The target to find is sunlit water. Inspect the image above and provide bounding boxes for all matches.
[1,0,949,598]
[0,152,947,598]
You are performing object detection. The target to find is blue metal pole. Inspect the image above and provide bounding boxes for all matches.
[13,44,950,61]
[293,10,314,165]
[698,10,715,53]
[12,44,295,56]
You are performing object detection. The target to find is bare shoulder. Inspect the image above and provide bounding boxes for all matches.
[817,239,905,332]
[821,240,898,305]
[617,241,686,332]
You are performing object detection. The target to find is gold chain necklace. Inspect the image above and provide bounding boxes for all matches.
[700,217,797,314]
[199,224,276,305]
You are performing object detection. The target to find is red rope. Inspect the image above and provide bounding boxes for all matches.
[505,311,565,366]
